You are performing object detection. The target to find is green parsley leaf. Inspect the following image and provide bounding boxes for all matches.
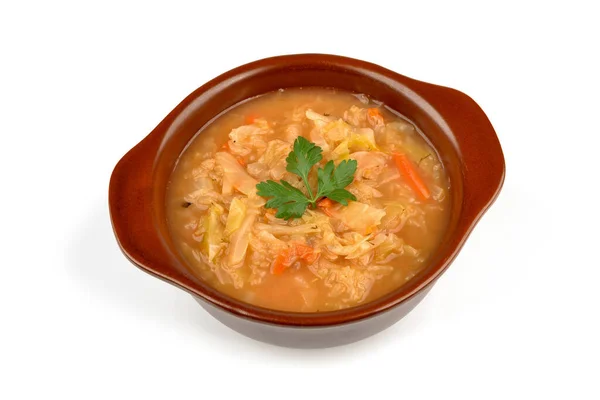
[316,159,357,205]
[256,137,357,219]
[256,180,310,220]
[285,136,322,199]
[331,159,357,189]
[316,160,336,195]
[323,188,356,206]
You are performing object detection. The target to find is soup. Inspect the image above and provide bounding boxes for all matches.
[167,88,451,312]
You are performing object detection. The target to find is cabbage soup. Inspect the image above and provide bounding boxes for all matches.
[167,88,451,312]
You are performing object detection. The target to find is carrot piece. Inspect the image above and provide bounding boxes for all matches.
[293,243,319,265]
[272,244,317,275]
[317,198,334,208]
[367,108,384,125]
[294,243,314,260]
[392,153,431,200]
[272,249,290,275]
[367,108,382,118]
[236,156,246,167]
[317,198,335,216]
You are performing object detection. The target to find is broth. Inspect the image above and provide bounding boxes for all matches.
[167,88,451,312]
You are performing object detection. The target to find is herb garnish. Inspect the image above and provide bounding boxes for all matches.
[256,137,357,220]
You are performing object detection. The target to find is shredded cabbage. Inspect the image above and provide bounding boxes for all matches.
[322,119,352,143]
[202,203,225,262]
[257,139,291,180]
[225,199,259,268]
[305,109,334,126]
[330,140,350,160]
[323,265,375,304]
[215,152,258,196]
[224,197,246,237]
[254,223,320,236]
[347,181,383,203]
[348,128,378,151]
[343,105,368,127]
[350,151,388,180]
[228,121,270,156]
[332,201,386,235]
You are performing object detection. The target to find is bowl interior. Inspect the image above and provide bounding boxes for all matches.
[148,58,467,322]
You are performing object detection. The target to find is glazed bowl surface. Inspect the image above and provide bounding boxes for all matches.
[109,54,505,348]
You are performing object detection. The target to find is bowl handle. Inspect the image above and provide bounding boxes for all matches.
[415,83,506,219]
[109,131,186,284]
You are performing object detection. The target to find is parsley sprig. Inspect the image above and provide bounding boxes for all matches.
[256,137,357,220]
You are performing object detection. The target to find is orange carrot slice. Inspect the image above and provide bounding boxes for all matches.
[271,244,317,275]
[367,108,384,125]
[272,249,290,275]
[393,153,431,200]
[317,198,335,216]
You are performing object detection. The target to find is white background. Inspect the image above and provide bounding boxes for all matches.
[1,1,598,399]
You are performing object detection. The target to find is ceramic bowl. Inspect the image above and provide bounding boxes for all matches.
[109,54,505,348]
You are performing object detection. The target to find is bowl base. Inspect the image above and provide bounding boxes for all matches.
[193,286,431,349]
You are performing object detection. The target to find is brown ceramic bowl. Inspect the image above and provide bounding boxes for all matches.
[109,54,505,348]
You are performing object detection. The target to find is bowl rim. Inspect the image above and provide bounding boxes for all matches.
[109,53,505,327]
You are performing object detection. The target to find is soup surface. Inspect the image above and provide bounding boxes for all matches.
[167,88,451,312]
